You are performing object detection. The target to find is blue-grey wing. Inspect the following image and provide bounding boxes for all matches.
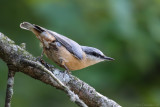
[48,30,83,60]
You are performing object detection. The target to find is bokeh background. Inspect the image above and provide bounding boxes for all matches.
[0,0,160,107]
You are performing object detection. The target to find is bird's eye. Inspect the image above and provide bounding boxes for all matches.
[91,52,100,58]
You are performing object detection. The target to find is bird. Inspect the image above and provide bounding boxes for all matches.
[20,22,114,73]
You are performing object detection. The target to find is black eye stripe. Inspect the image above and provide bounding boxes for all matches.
[87,52,104,58]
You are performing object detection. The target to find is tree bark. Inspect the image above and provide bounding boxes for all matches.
[5,67,15,107]
[0,32,121,107]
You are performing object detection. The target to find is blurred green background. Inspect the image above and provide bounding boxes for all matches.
[0,0,160,107]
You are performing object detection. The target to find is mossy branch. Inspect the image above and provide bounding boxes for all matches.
[0,32,121,107]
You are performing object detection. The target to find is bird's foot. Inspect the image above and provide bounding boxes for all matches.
[64,69,71,74]
[36,50,44,62]
[46,63,55,72]
[36,56,43,62]
[36,57,54,71]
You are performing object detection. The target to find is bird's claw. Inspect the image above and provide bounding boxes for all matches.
[36,56,43,62]
[36,57,55,71]
[64,69,71,74]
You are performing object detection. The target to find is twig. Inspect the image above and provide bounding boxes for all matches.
[5,67,15,107]
[21,59,88,107]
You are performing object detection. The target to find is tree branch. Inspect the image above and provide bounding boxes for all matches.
[0,32,121,107]
[5,66,15,107]
[21,59,87,107]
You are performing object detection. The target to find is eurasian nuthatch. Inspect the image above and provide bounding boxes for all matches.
[20,22,114,72]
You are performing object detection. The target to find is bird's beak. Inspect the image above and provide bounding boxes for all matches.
[104,56,115,61]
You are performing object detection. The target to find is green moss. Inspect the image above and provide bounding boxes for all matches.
[8,40,15,44]
[1,35,7,41]
[1,35,15,44]
[18,48,28,56]
[73,76,79,81]
[20,43,26,49]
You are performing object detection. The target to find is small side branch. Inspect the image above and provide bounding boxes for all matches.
[5,67,15,107]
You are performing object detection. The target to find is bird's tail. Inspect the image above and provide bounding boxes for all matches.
[20,22,45,33]
[20,22,34,31]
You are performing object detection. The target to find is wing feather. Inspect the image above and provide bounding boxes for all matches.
[48,30,83,60]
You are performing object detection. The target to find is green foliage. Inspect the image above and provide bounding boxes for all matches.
[0,0,160,106]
